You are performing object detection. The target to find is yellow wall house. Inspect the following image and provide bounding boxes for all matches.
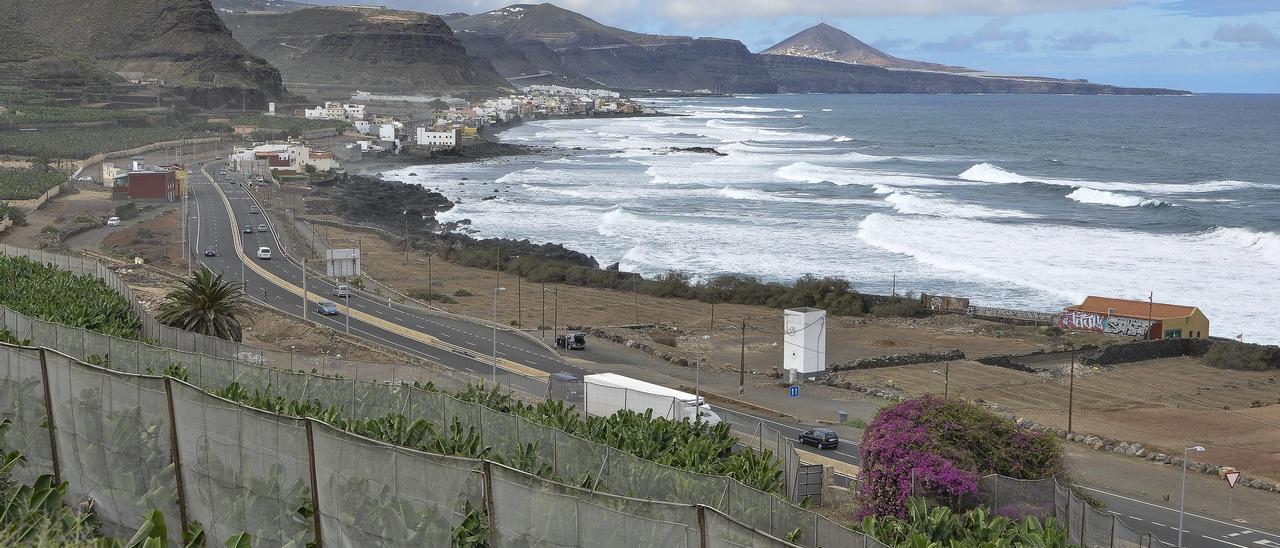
[1060,296,1209,340]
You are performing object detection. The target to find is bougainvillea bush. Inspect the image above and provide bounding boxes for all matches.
[858,395,1064,518]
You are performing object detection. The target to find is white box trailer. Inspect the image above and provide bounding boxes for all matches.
[583,373,721,425]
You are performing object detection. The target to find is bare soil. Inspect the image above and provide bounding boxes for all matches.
[0,183,116,249]
[832,357,1280,480]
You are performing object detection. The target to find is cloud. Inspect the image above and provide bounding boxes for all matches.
[1160,0,1280,17]
[339,0,1128,21]
[920,18,1032,52]
[1213,23,1280,48]
[1053,30,1127,50]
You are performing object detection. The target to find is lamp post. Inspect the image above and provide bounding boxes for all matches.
[513,255,521,329]
[492,286,506,385]
[1179,445,1206,547]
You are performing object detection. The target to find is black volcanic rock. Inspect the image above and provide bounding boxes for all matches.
[455,32,598,87]
[223,7,510,93]
[760,55,1187,95]
[0,0,284,109]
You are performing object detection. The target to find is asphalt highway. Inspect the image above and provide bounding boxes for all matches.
[183,159,1276,547]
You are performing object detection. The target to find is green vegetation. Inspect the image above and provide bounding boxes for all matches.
[870,299,929,318]
[0,202,27,226]
[0,254,141,339]
[1203,340,1280,371]
[0,104,153,126]
[857,498,1072,548]
[157,270,251,343]
[0,127,214,159]
[114,202,141,221]
[407,288,457,304]
[0,168,64,200]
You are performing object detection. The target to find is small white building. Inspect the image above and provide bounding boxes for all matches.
[415,127,459,148]
[352,120,372,134]
[378,123,396,142]
[783,307,827,378]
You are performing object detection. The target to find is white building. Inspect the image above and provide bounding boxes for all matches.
[415,127,459,148]
[783,307,827,378]
[353,120,372,134]
[305,101,366,121]
[342,103,366,120]
[378,123,396,142]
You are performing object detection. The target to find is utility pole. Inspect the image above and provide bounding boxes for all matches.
[553,285,559,350]
[739,318,746,397]
[1067,351,1076,434]
[944,361,950,399]
[426,251,433,303]
[1148,291,1155,340]
[302,258,308,322]
[344,293,350,335]
[515,256,522,329]
[402,210,409,264]
[633,279,639,326]
[891,274,897,299]
[710,301,716,330]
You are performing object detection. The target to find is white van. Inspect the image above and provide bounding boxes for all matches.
[106,216,121,227]
[331,284,351,298]
[256,247,272,260]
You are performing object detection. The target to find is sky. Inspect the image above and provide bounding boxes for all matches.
[312,0,1280,92]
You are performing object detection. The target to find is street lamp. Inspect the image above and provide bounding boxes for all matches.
[1179,445,1206,547]
[492,287,506,385]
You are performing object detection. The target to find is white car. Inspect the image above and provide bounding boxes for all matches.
[331,284,351,298]
[256,247,272,260]
[106,216,121,227]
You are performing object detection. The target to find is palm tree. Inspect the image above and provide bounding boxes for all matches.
[157,268,250,342]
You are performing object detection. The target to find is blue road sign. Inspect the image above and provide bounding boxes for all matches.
[789,385,800,398]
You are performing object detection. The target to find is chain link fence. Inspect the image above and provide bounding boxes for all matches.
[975,475,1178,548]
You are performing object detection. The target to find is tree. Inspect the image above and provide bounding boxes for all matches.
[157,269,250,342]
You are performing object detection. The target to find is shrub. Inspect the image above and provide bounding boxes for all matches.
[857,395,1064,519]
[114,201,140,221]
[454,289,474,297]
[858,497,1072,548]
[0,169,64,200]
[0,202,26,226]
[407,288,457,304]
[1203,341,1280,371]
[871,299,930,318]
[651,333,678,347]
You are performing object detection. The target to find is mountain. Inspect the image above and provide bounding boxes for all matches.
[210,0,309,13]
[454,32,599,88]
[0,12,123,88]
[222,6,511,95]
[761,55,1183,95]
[762,23,964,72]
[0,0,284,109]
[448,4,776,93]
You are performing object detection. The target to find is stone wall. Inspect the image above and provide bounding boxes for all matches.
[828,349,965,372]
[1081,337,1211,366]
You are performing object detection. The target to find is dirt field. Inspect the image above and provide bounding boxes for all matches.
[833,357,1280,479]
[0,183,117,249]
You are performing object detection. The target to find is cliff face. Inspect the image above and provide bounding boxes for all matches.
[0,0,284,108]
[761,55,1187,95]
[558,38,777,93]
[224,7,510,94]
[455,32,599,88]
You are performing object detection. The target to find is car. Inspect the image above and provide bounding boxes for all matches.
[256,224,268,232]
[256,247,272,260]
[556,332,587,350]
[106,216,121,227]
[798,428,839,450]
[330,284,351,298]
[249,206,260,214]
[204,246,216,257]
[315,300,339,315]
[242,224,254,234]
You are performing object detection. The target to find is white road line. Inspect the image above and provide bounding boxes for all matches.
[1152,522,1166,527]
[1075,486,1280,539]
[1205,536,1253,548]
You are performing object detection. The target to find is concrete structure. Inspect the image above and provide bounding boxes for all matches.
[415,127,459,148]
[378,123,396,142]
[114,170,178,202]
[783,307,827,377]
[1061,296,1209,340]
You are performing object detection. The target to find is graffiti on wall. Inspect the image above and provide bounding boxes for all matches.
[922,294,970,312]
[965,306,1060,325]
[1057,311,1153,337]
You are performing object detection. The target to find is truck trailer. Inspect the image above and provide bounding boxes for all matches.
[582,373,721,425]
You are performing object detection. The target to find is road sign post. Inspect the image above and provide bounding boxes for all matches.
[1224,469,1240,519]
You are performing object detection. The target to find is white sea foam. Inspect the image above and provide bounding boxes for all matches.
[776,162,969,187]
[701,105,802,113]
[833,136,853,142]
[793,114,805,118]
[960,163,1263,195]
[856,213,1279,341]
[883,190,1036,219]
[1066,188,1167,208]
[716,186,885,206]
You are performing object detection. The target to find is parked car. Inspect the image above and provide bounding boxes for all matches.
[316,300,339,315]
[256,247,272,260]
[106,216,121,227]
[556,332,587,350]
[330,284,351,298]
[256,224,268,232]
[242,224,254,234]
[204,246,217,257]
[798,428,839,450]
[249,206,260,214]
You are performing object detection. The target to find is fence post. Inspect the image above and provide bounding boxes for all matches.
[36,348,61,485]
[1110,514,1117,548]
[1079,498,1087,547]
[163,377,191,538]
[304,420,324,547]
[482,461,497,542]
[696,505,708,548]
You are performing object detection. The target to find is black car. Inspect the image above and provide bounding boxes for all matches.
[204,246,217,257]
[242,224,253,234]
[798,428,839,450]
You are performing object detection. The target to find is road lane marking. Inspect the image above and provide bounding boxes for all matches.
[1206,537,1252,548]
[1075,486,1280,539]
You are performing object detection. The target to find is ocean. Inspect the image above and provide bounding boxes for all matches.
[386,94,1280,343]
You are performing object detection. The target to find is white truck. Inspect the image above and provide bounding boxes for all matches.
[583,373,721,425]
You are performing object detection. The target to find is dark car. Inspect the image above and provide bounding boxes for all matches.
[798,428,839,450]
[242,224,253,234]
[555,332,587,350]
[316,300,339,315]
[204,246,217,257]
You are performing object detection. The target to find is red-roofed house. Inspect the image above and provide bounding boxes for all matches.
[1060,296,1209,340]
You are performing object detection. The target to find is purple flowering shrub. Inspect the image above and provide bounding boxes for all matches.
[857,395,1064,518]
